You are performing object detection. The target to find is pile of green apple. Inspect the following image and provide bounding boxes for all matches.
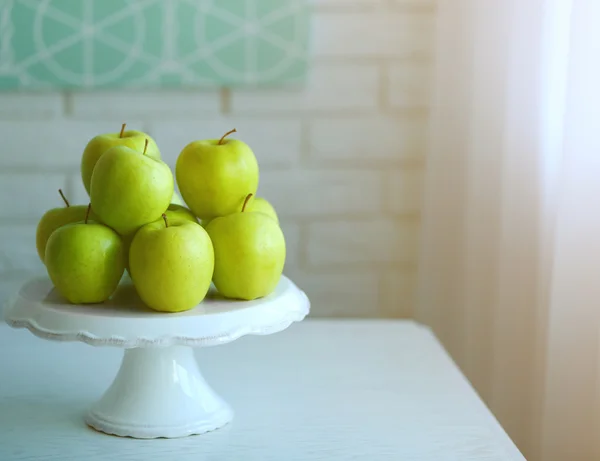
[36,125,285,313]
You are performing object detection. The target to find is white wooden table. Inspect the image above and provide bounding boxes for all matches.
[0,320,525,461]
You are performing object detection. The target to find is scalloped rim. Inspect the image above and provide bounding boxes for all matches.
[5,309,308,348]
[85,406,234,439]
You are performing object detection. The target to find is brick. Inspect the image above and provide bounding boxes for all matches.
[0,174,69,219]
[387,169,424,214]
[285,269,380,317]
[311,0,385,9]
[279,219,302,270]
[390,0,436,7]
[311,0,383,5]
[285,268,381,317]
[66,172,90,205]
[258,170,383,217]
[0,273,40,319]
[307,218,418,266]
[388,63,431,108]
[231,64,379,114]
[0,93,64,119]
[313,12,434,58]
[0,120,143,168]
[308,116,426,164]
[380,270,417,318]
[71,90,221,119]
[0,225,40,273]
[147,119,302,169]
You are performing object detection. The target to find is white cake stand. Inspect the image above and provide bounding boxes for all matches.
[3,276,309,439]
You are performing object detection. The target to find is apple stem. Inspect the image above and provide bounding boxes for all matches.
[218,128,237,145]
[162,213,169,228]
[119,123,126,138]
[85,204,91,224]
[242,193,253,212]
[58,189,70,207]
[142,139,149,156]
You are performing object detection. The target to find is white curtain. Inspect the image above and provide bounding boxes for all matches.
[418,1,600,460]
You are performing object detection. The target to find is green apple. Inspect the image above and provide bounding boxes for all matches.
[200,195,277,228]
[246,196,279,224]
[165,203,197,223]
[129,214,214,312]
[45,206,124,304]
[176,128,259,220]
[205,194,285,300]
[81,124,160,195]
[36,189,98,263]
[122,204,197,275]
[90,141,174,236]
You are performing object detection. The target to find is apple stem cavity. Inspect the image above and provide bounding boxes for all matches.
[162,213,169,228]
[119,123,126,138]
[85,204,92,224]
[58,189,70,207]
[218,128,237,145]
[242,193,253,212]
[143,139,149,156]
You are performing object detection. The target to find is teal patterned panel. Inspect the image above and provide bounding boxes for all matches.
[0,0,309,89]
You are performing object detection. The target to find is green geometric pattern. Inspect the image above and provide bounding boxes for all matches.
[0,0,309,89]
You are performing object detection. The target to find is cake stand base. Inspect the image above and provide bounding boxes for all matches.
[5,276,309,439]
[85,346,233,439]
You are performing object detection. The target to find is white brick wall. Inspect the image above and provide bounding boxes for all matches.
[313,12,433,58]
[70,91,221,119]
[231,63,379,113]
[259,170,384,217]
[0,3,434,318]
[0,94,64,119]
[0,225,38,273]
[307,218,418,266]
[387,63,431,109]
[308,116,426,165]
[0,174,69,219]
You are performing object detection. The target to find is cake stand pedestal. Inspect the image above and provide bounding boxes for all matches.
[3,276,309,439]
